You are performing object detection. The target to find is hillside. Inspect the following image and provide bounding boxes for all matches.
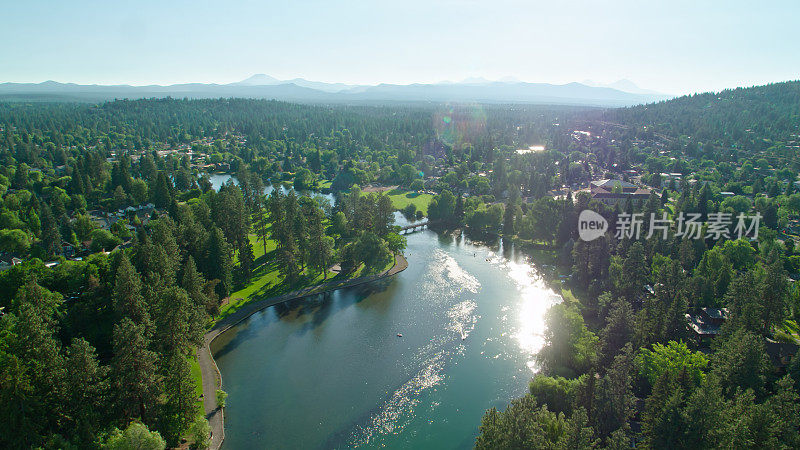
[605,80,800,145]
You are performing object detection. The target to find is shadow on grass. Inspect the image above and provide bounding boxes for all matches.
[219,237,396,326]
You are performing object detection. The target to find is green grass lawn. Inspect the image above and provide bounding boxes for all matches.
[189,353,204,417]
[216,233,395,323]
[249,232,276,261]
[385,188,434,215]
[219,242,326,321]
[776,319,800,344]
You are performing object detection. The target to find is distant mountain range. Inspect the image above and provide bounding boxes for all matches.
[0,75,671,106]
[581,78,665,96]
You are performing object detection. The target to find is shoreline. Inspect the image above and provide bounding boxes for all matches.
[197,253,409,450]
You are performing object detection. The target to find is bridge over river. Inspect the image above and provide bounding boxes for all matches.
[398,220,437,234]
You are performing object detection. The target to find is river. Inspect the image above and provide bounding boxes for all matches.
[207,173,335,204]
[210,211,561,449]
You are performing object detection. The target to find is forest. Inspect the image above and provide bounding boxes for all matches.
[1,80,800,448]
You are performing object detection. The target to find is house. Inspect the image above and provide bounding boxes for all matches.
[688,179,710,188]
[591,179,639,192]
[88,210,111,230]
[660,172,683,188]
[590,179,652,207]
[0,255,23,272]
[687,307,729,344]
[764,341,799,372]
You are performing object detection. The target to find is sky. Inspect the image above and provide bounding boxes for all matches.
[2,0,799,95]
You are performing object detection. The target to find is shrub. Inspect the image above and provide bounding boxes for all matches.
[190,417,211,449]
[215,389,228,409]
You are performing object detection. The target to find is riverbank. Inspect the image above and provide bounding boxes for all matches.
[197,253,408,450]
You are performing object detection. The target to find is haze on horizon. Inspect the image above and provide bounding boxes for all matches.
[3,0,799,96]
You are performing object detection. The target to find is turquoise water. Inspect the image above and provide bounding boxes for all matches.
[212,225,560,449]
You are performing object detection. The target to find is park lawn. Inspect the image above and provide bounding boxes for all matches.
[189,353,204,417]
[216,232,397,323]
[249,231,276,261]
[385,188,434,215]
[218,233,334,322]
[231,226,276,265]
[376,257,395,274]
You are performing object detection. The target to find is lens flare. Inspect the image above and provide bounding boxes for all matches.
[432,103,487,148]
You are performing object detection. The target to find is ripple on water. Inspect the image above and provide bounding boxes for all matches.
[447,300,479,340]
[346,349,449,447]
[346,252,481,447]
[421,249,481,301]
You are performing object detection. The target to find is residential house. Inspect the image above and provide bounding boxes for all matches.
[590,179,652,207]
[686,307,729,345]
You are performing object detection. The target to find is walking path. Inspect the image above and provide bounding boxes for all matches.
[197,254,408,450]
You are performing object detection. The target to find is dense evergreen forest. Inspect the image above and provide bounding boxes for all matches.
[2,81,800,448]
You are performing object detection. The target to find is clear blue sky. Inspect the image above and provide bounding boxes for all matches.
[3,0,798,95]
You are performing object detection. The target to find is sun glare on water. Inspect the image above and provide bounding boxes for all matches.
[496,257,562,372]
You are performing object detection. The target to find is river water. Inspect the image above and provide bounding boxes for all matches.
[208,173,336,204]
[211,212,561,449]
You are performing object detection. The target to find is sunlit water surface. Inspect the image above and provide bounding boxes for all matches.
[213,216,560,449]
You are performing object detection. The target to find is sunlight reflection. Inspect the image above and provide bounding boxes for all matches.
[502,258,562,372]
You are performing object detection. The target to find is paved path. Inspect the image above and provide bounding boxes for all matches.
[198,254,408,449]
[197,344,223,449]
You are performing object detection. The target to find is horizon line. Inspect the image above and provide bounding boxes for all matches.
[0,75,680,95]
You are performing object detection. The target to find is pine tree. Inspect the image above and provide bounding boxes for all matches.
[591,345,635,439]
[111,318,160,423]
[502,202,515,236]
[374,193,395,236]
[599,299,634,367]
[181,256,214,321]
[238,240,255,280]
[64,338,109,443]
[114,255,151,327]
[152,171,173,208]
[154,286,193,354]
[307,205,334,278]
[206,227,233,298]
[1,282,66,448]
[39,203,61,258]
[157,350,197,446]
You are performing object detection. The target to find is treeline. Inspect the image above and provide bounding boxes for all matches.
[606,80,800,151]
[0,161,258,447]
[473,182,800,447]
[0,162,286,446]
[0,98,582,197]
[1,211,226,447]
